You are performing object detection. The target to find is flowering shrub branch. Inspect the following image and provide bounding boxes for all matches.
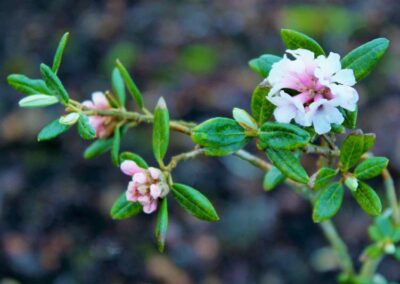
[7,29,400,283]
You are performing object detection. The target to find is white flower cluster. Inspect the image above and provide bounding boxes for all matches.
[265,49,358,134]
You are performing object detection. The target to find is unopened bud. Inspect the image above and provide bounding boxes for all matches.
[384,242,396,254]
[59,112,80,125]
[345,176,358,192]
[232,107,258,131]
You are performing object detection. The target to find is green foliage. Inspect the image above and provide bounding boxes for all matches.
[110,192,142,220]
[18,94,59,108]
[191,117,250,156]
[37,119,72,141]
[115,59,144,108]
[263,167,286,191]
[250,86,275,125]
[340,134,374,171]
[77,114,96,140]
[341,38,389,81]
[112,126,121,166]
[351,182,382,216]
[155,198,168,252]
[354,157,389,180]
[84,138,113,159]
[40,63,70,104]
[7,74,51,95]
[265,149,309,184]
[152,97,170,164]
[313,182,344,222]
[340,107,358,129]
[52,32,69,74]
[313,167,338,190]
[171,183,219,222]
[258,122,310,150]
[281,29,325,56]
[248,54,281,77]
[120,152,149,169]
[232,108,258,131]
[112,68,126,106]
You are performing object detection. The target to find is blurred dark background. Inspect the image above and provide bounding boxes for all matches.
[1,0,400,283]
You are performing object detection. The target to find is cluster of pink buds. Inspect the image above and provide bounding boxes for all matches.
[120,160,169,214]
[82,92,116,138]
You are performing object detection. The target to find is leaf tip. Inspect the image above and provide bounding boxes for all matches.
[156,97,167,109]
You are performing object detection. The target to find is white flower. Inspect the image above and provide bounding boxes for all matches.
[265,48,359,134]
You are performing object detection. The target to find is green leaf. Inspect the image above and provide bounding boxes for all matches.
[362,134,376,154]
[258,122,310,150]
[40,63,69,104]
[77,114,96,140]
[248,54,281,77]
[352,182,382,216]
[191,117,250,156]
[37,119,72,141]
[120,152,149,169]
[7,74,51,95]
[355,157,389,180]
[263,167,286,191]
[111,126,121,166]
[18,94,59,108]
[52,32,69,74]
[153,97,170,164]
[341,38,389,81]
[155,198,168,252]
[265,148,309,184]
[368,225,383,241]
[112,68,126,106]
[83,138,113,159]
[340,134,373,171]
[281,29,325,56]
[340,107,358,129]
[115,59,143,108]
[313,183,344,222]
[171,183,219,221]
[250,86,275,125]
[110,192,142,220]
[313,167,338,190]
[362,244,382,260]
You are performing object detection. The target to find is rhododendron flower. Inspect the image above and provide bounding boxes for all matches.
[82,92,116,138]
[120,160,169,214]
[265,49,358,134]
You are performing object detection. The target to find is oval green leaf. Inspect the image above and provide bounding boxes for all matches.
[258,122,310,150]
[313,167,338,190]
[313,182,344,222]
[40,63,70,104]
[84,138,113,159]
[265,148,309,184]
[112,68,126,106]
[192,117,250,156]
[263,167,286,191]
[52,32,69,74]
[250,86,275,125]
[7,74,51,95]
[120,152,149,169]
[18,94,59,108]
[340,134,374,171]
[153,97,170,164]
[354,157,389,180]
[248,54,281,77]
[77,114,96,140]
[281,29,325,56]
[110,192,142,220]
[171,183,219,222]
[37,119,72,141]
[155,198,168,252]
[341,38,389,82]
[115,59,143,108]
[351,182,382,216]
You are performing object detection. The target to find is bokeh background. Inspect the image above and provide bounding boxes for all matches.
[1,0,400,283]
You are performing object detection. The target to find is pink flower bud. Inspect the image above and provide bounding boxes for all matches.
[148,167,162,180]
[120,160,143,176]
[150,184,162,199]
[143,200,158,214]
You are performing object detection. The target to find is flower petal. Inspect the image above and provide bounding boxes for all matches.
[120,160,143,176]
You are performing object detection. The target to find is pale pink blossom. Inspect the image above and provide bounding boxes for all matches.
[82,92,116,138]
[265,49,358,134]
[120,160,169,214]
